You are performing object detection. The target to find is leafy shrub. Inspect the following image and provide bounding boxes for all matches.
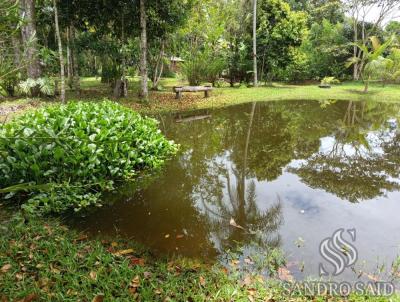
[18,77,55,97]
[0,100,178,214]
[182,51,225,86]
[320,76,340,85]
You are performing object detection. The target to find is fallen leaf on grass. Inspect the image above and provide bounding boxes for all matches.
[74,234,88,242]
[91,294,104,302]
[89,271,97,280]
[130,257,145,266]
[242,275,252,287]
[1,264,11,273]
[143,271,152,279]
[229,218,244,230]
[255,275,264,283]
[199,276,206,286]
[16,293,38,302]
[112,249,134,256]
[247,288,257,296]
[129,275,140,294]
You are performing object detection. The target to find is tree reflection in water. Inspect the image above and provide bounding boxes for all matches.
[195,103,283,254]
[290,101,400,202]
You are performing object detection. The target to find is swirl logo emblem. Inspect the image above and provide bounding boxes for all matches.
[319,228,357,276]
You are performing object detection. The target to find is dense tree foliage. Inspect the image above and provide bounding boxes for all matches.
[0,0,399,97]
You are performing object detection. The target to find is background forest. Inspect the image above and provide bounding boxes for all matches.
[1,0,400,101]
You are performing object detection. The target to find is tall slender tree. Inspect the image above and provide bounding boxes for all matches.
[139,0,148,99]
[53,0,65,102]
[253,0,258,87]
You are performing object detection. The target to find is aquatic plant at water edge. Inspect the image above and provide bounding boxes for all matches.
[0,100,178,214]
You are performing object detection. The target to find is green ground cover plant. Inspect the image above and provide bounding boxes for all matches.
[0,100,178,214]
[0,211,395,301]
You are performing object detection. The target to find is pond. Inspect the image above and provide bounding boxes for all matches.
[71,100,400,281]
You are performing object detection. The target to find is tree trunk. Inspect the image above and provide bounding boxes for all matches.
[139,0,148,99]
[353,18,359,80]
[70,25,80,94]
[152,41,165,90]
[120,8,127,97]
[66,27,73,88]
[11,36,22,68]
[252,0,258,87]
[53,0,65,103]
[20,0,41,95]
[363,78,369,93]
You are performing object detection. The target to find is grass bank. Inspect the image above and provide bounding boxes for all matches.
[1,78,400,118]
[0,211,395,302]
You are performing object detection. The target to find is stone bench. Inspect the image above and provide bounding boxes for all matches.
[173,86,213,99]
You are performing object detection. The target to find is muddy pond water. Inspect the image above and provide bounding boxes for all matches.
[71,100,400,281]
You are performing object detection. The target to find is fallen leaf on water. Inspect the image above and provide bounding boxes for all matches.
[1,264,11,273]
[165,234,170,238]
[176,234,184,239]
[199,276,206,286]
[112,249,134,256]
[365,273,380,282]
[278,267,294,282]
[111,242,118,247]
[229,218,244,230]
[91,294,104,302]
[89,271,97,280]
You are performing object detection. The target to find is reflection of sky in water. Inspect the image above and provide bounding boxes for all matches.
[195,118,400,279]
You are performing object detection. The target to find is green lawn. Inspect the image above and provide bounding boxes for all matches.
[1,78,400,117]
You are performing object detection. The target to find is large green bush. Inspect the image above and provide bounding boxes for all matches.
[0,100,178,214]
